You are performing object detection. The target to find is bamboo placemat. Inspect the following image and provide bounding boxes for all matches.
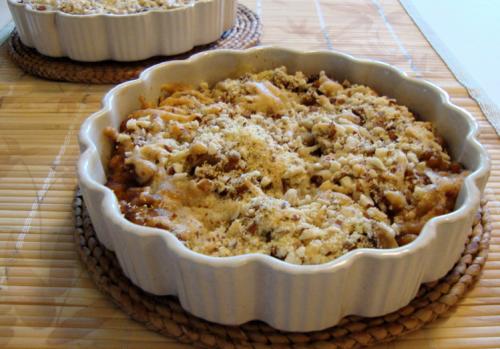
[0,0,499,348]
[74,194,490,349]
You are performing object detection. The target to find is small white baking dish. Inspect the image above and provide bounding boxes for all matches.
[7,0,236,62]
[78,47,490,332]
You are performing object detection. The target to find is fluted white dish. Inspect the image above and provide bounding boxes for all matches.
[7,0,236,62]
[78,47,490,332]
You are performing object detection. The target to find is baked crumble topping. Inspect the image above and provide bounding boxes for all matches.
[23,0,194,14]
[104,67,465,265]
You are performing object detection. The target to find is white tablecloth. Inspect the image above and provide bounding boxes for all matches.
[0,0,13,44]
[401,0,500,134]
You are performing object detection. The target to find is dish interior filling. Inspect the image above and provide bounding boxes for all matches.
[21,0,195,14]
[104,67,465,265]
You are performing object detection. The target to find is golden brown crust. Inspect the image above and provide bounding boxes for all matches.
[105,67,465,265]
[24,0,194,14]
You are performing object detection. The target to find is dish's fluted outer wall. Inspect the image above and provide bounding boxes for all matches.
[78,48,490,331]
[7,0,236,61]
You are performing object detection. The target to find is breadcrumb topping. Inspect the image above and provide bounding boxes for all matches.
[24,0,194,14]
[105,67,465,265]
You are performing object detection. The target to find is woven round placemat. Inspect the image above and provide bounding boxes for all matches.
[73,193,490,348]
[7,4,261,84]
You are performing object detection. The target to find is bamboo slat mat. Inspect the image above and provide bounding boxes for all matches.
[0,0,498,348]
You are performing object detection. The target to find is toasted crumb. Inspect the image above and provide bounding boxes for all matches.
[26,0,195,14]
[105,67,465,265]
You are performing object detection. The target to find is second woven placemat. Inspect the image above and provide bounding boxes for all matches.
[7,4,261,84]
[73,193,490,348]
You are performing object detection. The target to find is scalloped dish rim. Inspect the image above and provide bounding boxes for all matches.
[79,47,490,272]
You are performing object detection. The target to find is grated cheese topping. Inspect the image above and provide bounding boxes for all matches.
[23,0,194,14]
[104,67,465,265]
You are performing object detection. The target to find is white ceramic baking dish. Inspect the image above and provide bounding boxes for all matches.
[7,0,236,62]
[78,47,490,332]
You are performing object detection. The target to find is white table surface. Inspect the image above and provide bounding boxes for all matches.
[401,0,500,134]
[1,0,11,27]
[0,0,13,44]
